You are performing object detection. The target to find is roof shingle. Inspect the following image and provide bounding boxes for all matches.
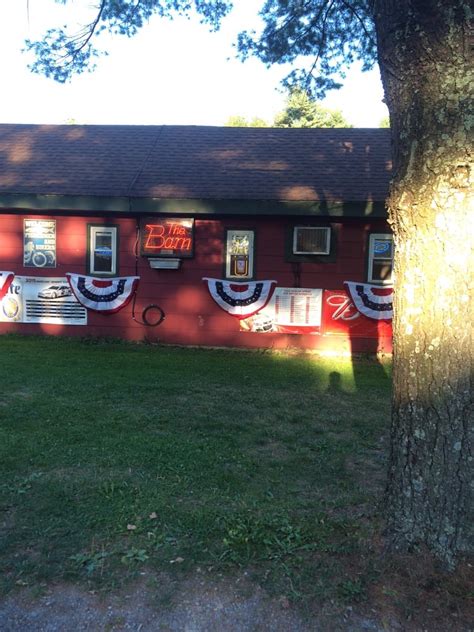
[0,124,392,204]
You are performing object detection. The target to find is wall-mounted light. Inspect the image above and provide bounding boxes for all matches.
[149,258,181,270]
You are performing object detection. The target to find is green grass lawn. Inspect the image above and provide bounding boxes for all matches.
[1,335,392,601]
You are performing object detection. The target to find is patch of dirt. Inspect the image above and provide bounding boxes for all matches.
[0,553,472,631]
[251,439,292,460]
[367,553,474,632]
[0,572,392,632]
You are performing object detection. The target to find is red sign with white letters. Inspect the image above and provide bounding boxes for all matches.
[322,289,392,338]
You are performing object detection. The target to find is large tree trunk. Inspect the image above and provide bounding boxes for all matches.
[374,0,473,566]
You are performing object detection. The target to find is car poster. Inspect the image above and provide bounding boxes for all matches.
[0,276,87,325]
[23,219,57,268]
[240,287,322,334]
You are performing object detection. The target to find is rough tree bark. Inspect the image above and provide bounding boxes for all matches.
[374,0,473,566]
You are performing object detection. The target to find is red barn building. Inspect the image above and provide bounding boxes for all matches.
[0,124,394,353]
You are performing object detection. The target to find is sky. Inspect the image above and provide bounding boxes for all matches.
[0,0,388,127]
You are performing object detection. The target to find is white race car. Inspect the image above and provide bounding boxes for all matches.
[38,285,72,299]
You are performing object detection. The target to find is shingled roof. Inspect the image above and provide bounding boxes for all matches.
[0,124,392,216]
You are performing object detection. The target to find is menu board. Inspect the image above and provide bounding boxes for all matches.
[241,287,322,334]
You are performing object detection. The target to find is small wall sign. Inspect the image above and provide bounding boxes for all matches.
[24,219,56,268]
[0,276,87,325]
[141,218,194,258]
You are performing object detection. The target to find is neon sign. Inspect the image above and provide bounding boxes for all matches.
[141,218,194,258]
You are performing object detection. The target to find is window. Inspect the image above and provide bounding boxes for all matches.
[87,225,118,276]
[225,229,254,279]
[293,227,331,255]
[368,233,394,284]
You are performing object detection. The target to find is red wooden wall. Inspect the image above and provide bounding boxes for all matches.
[0,212,392,353]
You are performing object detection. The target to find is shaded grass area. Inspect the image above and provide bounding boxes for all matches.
[0,336,387,593]
[1,335,470,628]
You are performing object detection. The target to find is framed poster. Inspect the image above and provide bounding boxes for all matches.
[225,229,255,280]
[23,219,56,268]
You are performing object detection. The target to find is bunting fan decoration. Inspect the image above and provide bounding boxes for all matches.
[66,274,140,314]
[203,278,277,319]
[0,271,15,301]
[344,281,393,320]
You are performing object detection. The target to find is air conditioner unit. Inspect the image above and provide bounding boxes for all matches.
[149,258,181,270]
[293,226,331,255]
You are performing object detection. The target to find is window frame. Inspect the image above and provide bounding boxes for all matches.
[87,224,119,277]
[367,232,394,285]
[224,228,255,280]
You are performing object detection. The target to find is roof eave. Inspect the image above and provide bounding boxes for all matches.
[0,194,387,218]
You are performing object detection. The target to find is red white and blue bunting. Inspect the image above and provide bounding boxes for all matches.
[66,273,140,314]
[344,281,393,320]
[203,278,277,319]
[0,271,15,301]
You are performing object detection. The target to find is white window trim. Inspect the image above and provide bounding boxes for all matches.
[292,226,331,255]
[367,233,394,285]
[89,225,118,276]
[225,229,255,280]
